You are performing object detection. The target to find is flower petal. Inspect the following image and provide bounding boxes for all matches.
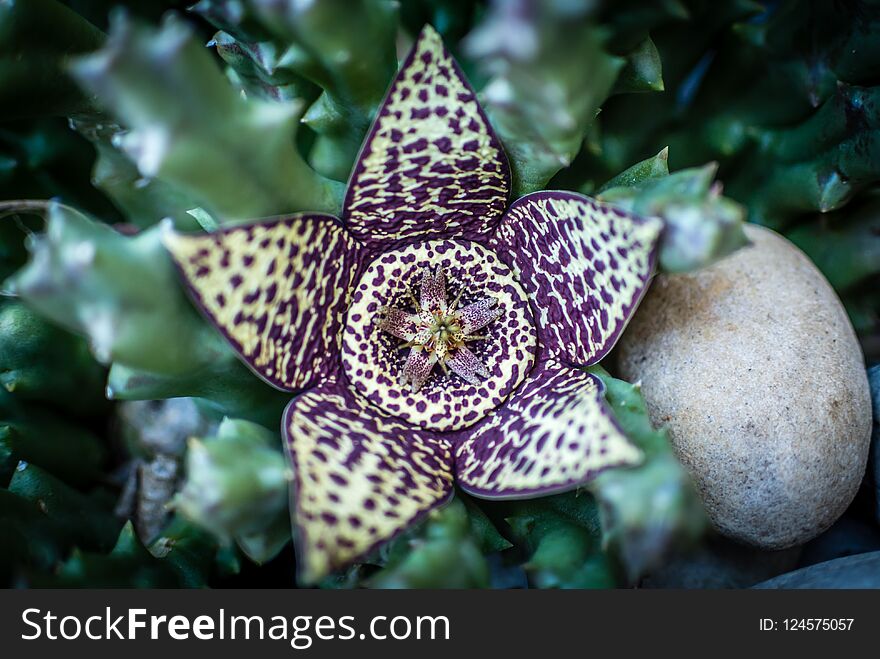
[343,25,510,248]
[419,267,447,313]
[445,345,489,385]
[283,376,455,583]
[163,215,363,391]
[455,360,642,499]
[489,192,663,366]
[376,306,419,341]
[401,346,438,392]
[457,297,501,334]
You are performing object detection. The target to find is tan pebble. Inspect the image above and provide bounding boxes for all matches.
[618,224,871,549]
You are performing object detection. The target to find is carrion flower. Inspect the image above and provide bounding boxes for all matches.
[163,26,663,582]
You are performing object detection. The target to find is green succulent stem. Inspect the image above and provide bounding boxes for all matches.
[69,12,345,222]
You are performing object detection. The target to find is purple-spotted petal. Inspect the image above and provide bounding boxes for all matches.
[401,346,438,392]
[376,306,419,341]
[489,192,663,366]
[284,376,455,583]
[445,345,489,385]
[457,298,501,335]
[163,215,362,391]
[419,267,447,313]
[343,25,510,248]
[455,360,642,499]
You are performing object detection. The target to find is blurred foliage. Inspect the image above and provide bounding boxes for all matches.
[71,12,344,222]
[0,0,876,588]
[0,0,104,119]
[173,418,291,564]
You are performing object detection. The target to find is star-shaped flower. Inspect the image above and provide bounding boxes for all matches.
[163,26,663,582]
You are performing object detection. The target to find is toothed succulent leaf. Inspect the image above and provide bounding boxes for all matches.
[0,0,104,118]
[787,190,880,294]
[71,117,203,230]
[586,366,708,583]
[465,1,624,196]
[5,202,229,375]
[195,0,399,181]
[69,12,344,222]
[34,521,184,588]
[174,418,291,563]
[599,161,749,273]
[368,498,490,589]
[0,300,106,416]
[612,37,665,94]
[496,493,615,589]
[0,411,105,487]
[8,462,122,553]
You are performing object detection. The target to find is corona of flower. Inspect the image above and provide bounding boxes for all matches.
[163,26,663,582]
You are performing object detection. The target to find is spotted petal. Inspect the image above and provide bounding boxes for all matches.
[284,376,455,583]
[457,297,501,334]
[376,306,419,341]
[489,192,662,366]
[343,25,510,248]
[445,345,489,385]
[163,215,362,391]
[402,346,439,392]
[419,267,447,313]
[455,361,642,499]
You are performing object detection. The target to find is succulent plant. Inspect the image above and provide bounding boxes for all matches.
[0,0,874,589]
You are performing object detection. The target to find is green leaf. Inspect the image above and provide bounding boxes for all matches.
[459,492,512,554]
[0,300,107,417]
[236,512,291,565]
[586,366,708,583]
[0,0,104,118]
[72,117,203,230]
[106,361,289,429]
[599,161,749,273]
[196,0,399,182]
[368,497,490,589]
[70,12,344,222]
[6,202,231,375]
[787,190,880,293]
[0,412,105,488]
[150,516,226,588]
[612,37,664,94]
[597,146,669,192]
[0,486,69,579]
[211,31,318,103]
[488,492,614,589]
[466,4,624,195]
[173,418,291,559]
[7,462,121,554]
[35,521,184,588]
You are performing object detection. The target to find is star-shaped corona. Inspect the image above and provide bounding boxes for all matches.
[376,267,500,392]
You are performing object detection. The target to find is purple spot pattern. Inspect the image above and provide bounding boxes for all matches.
[455,361,642,498]
[342,240,537,431]
[283,376,454,582]
[343,26,510,248]
[163,215,363,392]
[490,191,663,366]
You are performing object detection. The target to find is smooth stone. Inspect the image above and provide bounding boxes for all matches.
[754,551,880,589]
[618,224,872,549]
[868,365,879,523]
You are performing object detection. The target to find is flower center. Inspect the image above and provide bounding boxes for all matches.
[342,240,537,432]
[376,267,501,392]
